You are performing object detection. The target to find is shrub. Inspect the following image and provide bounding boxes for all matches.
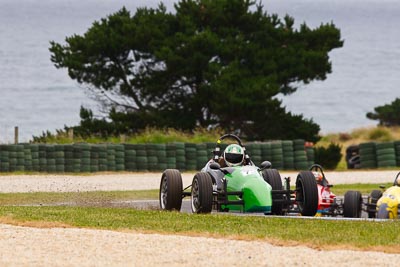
[314,142,342,170]
[368,127,392,141]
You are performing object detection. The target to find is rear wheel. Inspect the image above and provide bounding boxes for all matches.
[343,190,362,218]
[262,169,283,215]
[295,171,318,216]
[159,169,183,211]
[368,190,382,218]
[191,172,213,213]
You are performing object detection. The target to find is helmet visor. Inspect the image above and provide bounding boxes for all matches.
[225,152,244,164]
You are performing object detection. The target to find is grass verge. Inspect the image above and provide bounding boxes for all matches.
[0,183,391,206]
[0,206,399,253]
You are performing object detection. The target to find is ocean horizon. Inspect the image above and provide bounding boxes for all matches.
[1,0,399,142]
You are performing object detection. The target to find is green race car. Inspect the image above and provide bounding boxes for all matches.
[159,134,318,216]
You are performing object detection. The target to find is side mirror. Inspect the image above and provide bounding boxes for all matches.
[259,161,272,170]
[210,162,221,170]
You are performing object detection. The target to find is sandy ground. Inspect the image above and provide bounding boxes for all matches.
[0,170,399,266]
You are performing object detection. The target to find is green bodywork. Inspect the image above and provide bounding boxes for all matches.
[222,166,272,213]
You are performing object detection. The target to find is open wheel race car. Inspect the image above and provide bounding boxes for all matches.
[159,134,319,216]
[309,164,363,218]
[365,171,400,219]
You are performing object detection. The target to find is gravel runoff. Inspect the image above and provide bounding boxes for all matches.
[1,223,399,267]
[0,169,398,193]
[0,170,399,266]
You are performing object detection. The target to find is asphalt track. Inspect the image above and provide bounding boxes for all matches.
[130,199,388,221]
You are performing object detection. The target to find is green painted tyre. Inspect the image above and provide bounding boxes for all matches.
[376,148,395,157]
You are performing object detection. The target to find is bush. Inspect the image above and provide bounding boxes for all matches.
[314,142,342,170]
[368,127,392,141]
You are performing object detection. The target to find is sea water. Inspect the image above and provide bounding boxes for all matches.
[0,0,399,142]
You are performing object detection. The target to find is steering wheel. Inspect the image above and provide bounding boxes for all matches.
[394,172,400,186]
[213,134,248,163]
[218,134,243,145]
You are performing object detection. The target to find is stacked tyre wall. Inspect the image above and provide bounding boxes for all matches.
[357,141,400,169]
[0,140,314,173]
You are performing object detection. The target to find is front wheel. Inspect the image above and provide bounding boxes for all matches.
[191,172,213,214]
[368,190,382,218]
[262,169,283,215]
[159,169,183,211]
[377,203,390,219]
[295,171,318,216]
[343,190,362,218]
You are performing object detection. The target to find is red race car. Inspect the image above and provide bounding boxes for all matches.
[309,164,362,218]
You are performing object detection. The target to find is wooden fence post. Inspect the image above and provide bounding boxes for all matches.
[68,128,74,141]
[120,134,126,143]
[14,126,19,144]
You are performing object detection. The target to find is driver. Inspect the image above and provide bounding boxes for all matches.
[220,144,245,167]
[202,143,246,172]
[312,171,323,185]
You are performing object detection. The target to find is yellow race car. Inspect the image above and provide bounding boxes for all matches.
[368,172,400,219]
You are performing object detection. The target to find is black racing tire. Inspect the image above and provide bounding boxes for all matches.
[262,169,284,215]
[343,190,362,218]
[191,172,213,214]
[377,203,390,219]
[159,169,183,211]
[347,155,360,168]
[295,171,318,216]
[368,190,382,218]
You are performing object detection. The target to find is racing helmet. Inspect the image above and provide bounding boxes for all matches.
[312,171,323,183]
[223,144,244,167]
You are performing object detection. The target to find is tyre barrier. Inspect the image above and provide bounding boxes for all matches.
[270,141,284,170]
[246,142,262,166]
[0,140,314,173]
[282,140,294,170]
[359,142,377,169]
[293,139,308,171]
[348,141,400,169]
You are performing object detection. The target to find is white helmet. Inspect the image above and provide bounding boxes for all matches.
[224,144,244,167]
[312,171,323,183]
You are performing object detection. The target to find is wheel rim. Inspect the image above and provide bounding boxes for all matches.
[191,178,199,212]
[356,197,362,217]
[160,176,168,209]
[296,180,305,211]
